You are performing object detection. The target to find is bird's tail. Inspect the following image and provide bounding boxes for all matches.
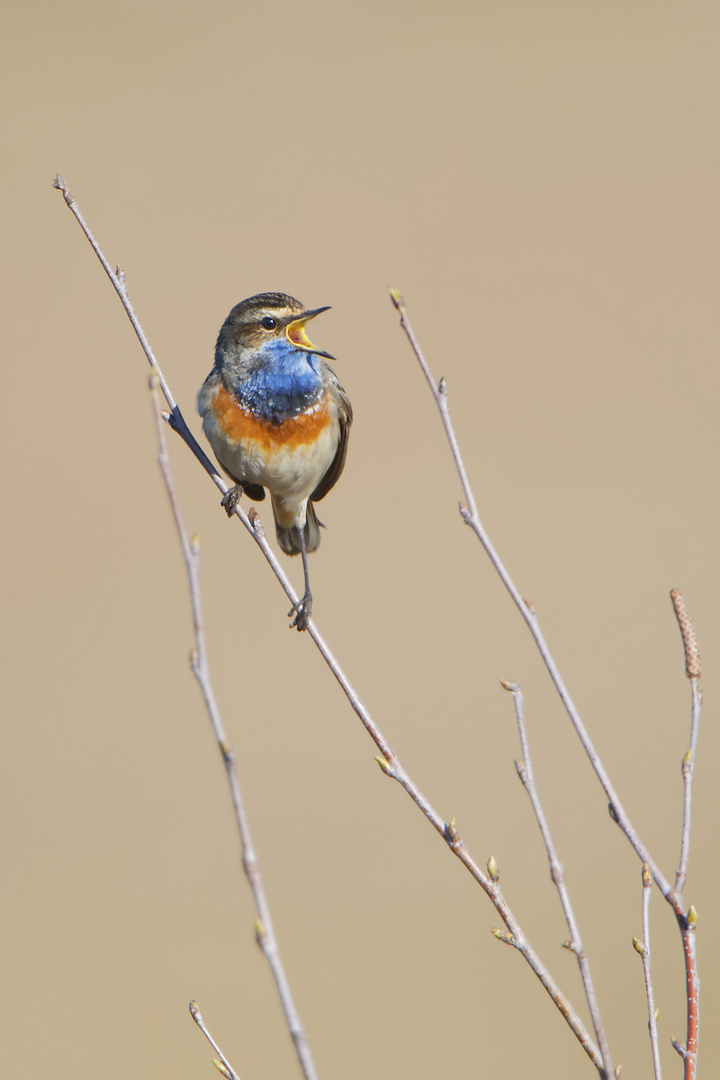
[273,500,323,556]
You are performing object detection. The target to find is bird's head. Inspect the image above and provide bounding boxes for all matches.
[217,292,334,362]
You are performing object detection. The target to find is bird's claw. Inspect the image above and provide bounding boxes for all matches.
[288,593,312,632]
[221,484,243,517]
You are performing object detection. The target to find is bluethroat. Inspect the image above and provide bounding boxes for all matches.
[198,293,352,630]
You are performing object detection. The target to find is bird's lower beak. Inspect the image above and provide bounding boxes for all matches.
[286,307,335,360]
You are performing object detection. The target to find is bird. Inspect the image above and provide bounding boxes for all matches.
[197,292,352,630]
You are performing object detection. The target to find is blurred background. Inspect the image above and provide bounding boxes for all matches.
[2,1,718,1077]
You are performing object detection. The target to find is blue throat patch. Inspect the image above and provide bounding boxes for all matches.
[228,340,324,424]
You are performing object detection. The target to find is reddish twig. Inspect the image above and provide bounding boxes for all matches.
[670,898,699,1079]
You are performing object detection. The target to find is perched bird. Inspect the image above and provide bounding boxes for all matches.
[198,292,352,630]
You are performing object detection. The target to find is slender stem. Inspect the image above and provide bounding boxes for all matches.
[637,865,663,1080]
[674,677,701,1080]
[190,1001,243,1080]
[53,176,175,408]
[503,682,613,1078]
[671,589,703,896]
[150,378,319,1080]
[55,178,605,1075]
[676,678,702,892]
[680,914,699,1080]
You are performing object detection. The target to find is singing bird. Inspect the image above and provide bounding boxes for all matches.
[198,293,352,630]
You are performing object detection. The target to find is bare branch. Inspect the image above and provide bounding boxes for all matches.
[53,176,174,407]
[679,906,699,1080]
[150,376,319,1080]
[670,591,703,896]
[56,178,606,1077]
[502,681,613,1077]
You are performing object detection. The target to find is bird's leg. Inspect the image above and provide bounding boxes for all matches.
[288,524,313,631]
[220,484,244,517]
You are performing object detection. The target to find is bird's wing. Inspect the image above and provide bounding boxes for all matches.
[310,382,353,503]
[239,480,266,501]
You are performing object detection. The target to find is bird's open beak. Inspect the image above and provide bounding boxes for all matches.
[286,306,335,360]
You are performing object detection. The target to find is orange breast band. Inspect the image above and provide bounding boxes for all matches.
[212,384,333,451]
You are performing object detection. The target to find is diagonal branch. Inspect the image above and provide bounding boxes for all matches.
[55,177,607,1077]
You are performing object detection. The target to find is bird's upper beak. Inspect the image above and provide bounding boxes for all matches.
[286,306,335,360]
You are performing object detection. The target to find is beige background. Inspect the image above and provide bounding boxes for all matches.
[2,2,719,1077]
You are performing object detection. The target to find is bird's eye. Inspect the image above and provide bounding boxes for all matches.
[260,316,277,330]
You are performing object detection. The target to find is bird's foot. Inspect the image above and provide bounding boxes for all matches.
[221,484,243,517]
[288,591,313,632]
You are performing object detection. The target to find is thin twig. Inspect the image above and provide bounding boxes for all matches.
[149,375,319,1080]
[634,864,663,1080]
[672,899,699,1080]
[190,1001,243,1080]
[677,820,700,1080]
[52,177,173,405]
[55,177,606,1076]
[502,681,613,1078]
[671,590,702,897]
